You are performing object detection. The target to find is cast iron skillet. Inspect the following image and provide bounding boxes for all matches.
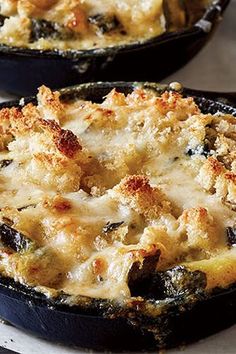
[0,0,230,96]
[0,82,236,352]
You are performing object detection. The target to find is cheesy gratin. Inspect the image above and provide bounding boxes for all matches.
[0,84,236,303]
[0,0,211,50]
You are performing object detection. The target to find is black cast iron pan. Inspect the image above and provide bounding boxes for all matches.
[0,0,230,96]
[0,82,236,352]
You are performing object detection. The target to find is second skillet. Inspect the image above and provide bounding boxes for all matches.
[0,0,230,95]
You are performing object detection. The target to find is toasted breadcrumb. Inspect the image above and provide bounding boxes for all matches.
[111,175,171,219]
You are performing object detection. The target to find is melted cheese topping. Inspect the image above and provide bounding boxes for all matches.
[0,84,236,301]
[0,0,210,50]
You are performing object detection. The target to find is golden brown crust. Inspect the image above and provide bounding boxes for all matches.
[0,87,89,193]
[37,85,64,122]
[0,84,235,300]
[179,207,217,251]
[40,119,82,158]
[0,97,81,159]
[155,91,200,117]
[111,175,171,219]
[197,157,225,192]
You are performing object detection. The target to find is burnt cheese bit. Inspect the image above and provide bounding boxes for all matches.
[226,227,236,247]
[0,159,13,168]
[103,221,124,234]
[54,129,82,158]
[88,14,121,34]
[39,118,82,158]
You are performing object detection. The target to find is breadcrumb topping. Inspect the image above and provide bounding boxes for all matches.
[0,84,235,301]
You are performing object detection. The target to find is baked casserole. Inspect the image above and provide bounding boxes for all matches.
[0,0,212,50]
[0,83,236,311]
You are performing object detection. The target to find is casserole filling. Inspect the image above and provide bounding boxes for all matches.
[0,84,236,302]
[0,0,211,50]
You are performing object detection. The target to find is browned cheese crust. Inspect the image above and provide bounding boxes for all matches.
[0,84,236,301]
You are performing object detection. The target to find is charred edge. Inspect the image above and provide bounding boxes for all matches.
[55,129,82,158]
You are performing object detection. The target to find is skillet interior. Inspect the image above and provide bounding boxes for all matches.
[0,0,230,95]
[0,82,236,351]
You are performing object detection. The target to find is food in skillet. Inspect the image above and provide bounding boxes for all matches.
[0,0,212,50]
[0,82,236,313]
